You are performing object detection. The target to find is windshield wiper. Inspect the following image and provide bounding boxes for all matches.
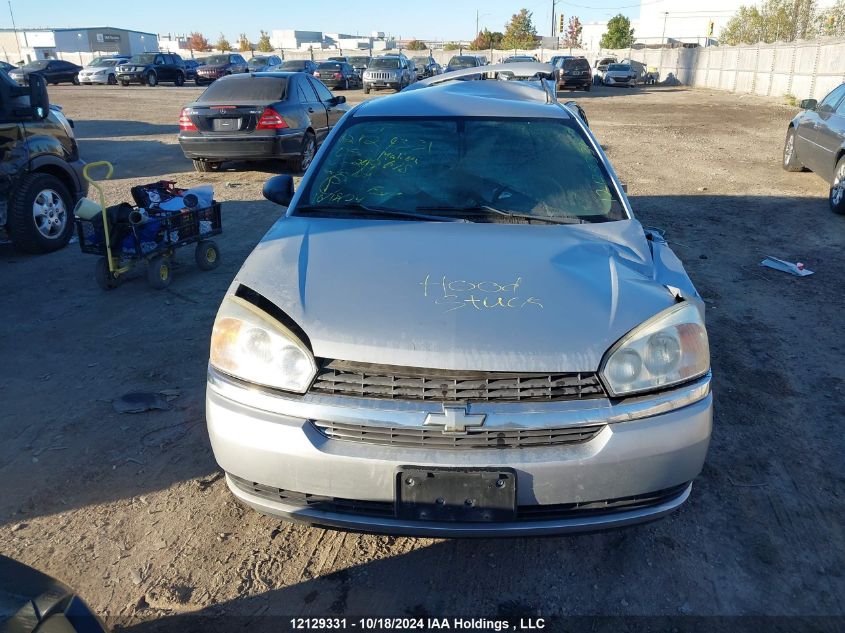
[295,204,468,222]
[416,205,586,225]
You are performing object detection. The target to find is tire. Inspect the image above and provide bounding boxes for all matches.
[782,127,804,172]
[146,71,158,87]
[120,78,130,86]
[95,257,120,290]
[830,155,845,215]
[193,160,221,173]
[195,240,220,271]
[107,74,117,85]
[146,255,172,289]
[72,75,80,85]
[6,173,74,254]
[294,132,316,173]
[174,72,185,87]
[585,82,591,92]
[364,85,370,94]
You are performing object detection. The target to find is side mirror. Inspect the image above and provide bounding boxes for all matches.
[799,98,817,110]
[263,175,295,207]
[28,74,49,120]
[333,95,346,105]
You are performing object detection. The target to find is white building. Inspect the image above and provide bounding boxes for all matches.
[635,0,739,45]
[270,30,323,50]
[0,26,157,65]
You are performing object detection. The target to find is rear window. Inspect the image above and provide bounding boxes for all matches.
[448,56,478,68]
[197,76,287,102]
[563,59,589,70]
[281,60,307,70]
[318,62,342,69]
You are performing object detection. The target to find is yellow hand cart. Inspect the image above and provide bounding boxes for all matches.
[74,161,222,290]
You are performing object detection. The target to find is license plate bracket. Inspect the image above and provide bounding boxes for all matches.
[396,467,516,522]
[213,118,241,132]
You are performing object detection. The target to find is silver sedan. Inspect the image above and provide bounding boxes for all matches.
[783,82,845,214]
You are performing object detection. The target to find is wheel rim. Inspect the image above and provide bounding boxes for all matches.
[159,264,169,281]
[32,189,67,239]
[833,163,845,206]
[206,248,217,263]
[302,137,315,170]
[784,132,795,164]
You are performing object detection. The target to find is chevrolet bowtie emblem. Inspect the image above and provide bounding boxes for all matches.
[424,405,486,434]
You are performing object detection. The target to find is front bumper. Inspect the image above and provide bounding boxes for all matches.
[604,75,633,85]
[178,131,305,161]
[206,368,712,536]
[79,74,110,84]
[364,79,401,89]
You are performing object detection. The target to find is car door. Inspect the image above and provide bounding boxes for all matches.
[232,54,247,73]
[796,84,845,173]
[813,86,845,180]
[300,77,329,142]
[310,78,345,129]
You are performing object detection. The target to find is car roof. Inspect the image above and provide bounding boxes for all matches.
[353,80,573,120]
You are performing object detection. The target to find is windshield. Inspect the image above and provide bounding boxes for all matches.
[448,56,477,68]
[204,55,231,65]
[128,54,156,65]
[248,57,269,68]
[281,60,307,70]
[299,118,624,223]
[412,57,430,65]
[608,64,630,71]
[369,58,400,69]
[505,57,534,63]
[90,57,121,67]
[23,60,50,70]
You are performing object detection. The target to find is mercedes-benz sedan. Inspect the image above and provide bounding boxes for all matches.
[205,64,712,536]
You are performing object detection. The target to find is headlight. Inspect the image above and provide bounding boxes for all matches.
[600,302,709,397]
[210,296,316,393]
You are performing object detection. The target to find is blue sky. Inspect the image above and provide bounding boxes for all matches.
[4,0,646,41]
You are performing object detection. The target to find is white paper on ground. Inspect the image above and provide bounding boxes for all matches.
[760,256,813,276]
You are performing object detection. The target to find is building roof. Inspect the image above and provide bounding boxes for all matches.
[0,26,157,37]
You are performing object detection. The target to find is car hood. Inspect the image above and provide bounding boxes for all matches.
[234,217,680,373]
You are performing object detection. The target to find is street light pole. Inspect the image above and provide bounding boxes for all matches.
[8,0,22,62]
[551,0,557,37]
[661,11,669,46]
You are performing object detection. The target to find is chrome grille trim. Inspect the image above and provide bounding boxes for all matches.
[311,419,604,449]
[367,72,394,80]
[309,362,606,402]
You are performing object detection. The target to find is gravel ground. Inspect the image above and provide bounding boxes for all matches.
[0,83,843,632]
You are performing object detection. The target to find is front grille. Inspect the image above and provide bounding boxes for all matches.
[309,361,606,402]
[311,420,604,449]
[367,72,394,80]
[228,474,689,523]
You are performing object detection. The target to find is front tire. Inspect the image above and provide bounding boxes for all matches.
[782,127,804,172]
[6,173,74,254]
[364,84,371,94]
[146,71,158,87]
[174,72,185,87]
[147,255,172,289]
[72,75,80,85]
[830,156,845,215]
[107,74,117,85]
[120,78,130,86]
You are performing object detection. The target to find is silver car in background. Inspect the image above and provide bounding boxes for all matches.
[78,56,128,85]
[362,55,413,93]
[783,82,845,214]
[603,63,636,87]
[206,64,712,536]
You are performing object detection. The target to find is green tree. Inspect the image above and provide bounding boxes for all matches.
[600,14,635,49]
[188,32,211,52]
[564,16,583,47]
[502,8,539,50]
[215,33,231,52]
[237,33,252,52]
[256,30,273,52]
[405,39,427,50]
[720,0,818,45]
[443,42,462,51]
[469,29,504,50]
[817,0,845,36]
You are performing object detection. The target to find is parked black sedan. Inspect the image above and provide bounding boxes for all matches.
[784,82,845,214]
[178,72,349,173]
[313,61,361,90]
[9,59,82,85]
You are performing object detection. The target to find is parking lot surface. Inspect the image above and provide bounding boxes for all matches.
[1,83,843,630]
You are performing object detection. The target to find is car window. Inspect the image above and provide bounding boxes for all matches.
[197,76,287,102]
[818,84,845,113]
[301,118,624,221]
[310,78,334,102]
[836,94,845,115]
[448,56,478,68]
[234,55,246,64]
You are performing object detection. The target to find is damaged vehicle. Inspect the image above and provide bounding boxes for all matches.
[206,63,712,536]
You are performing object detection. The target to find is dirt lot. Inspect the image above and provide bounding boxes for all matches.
[1,83,843,632]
